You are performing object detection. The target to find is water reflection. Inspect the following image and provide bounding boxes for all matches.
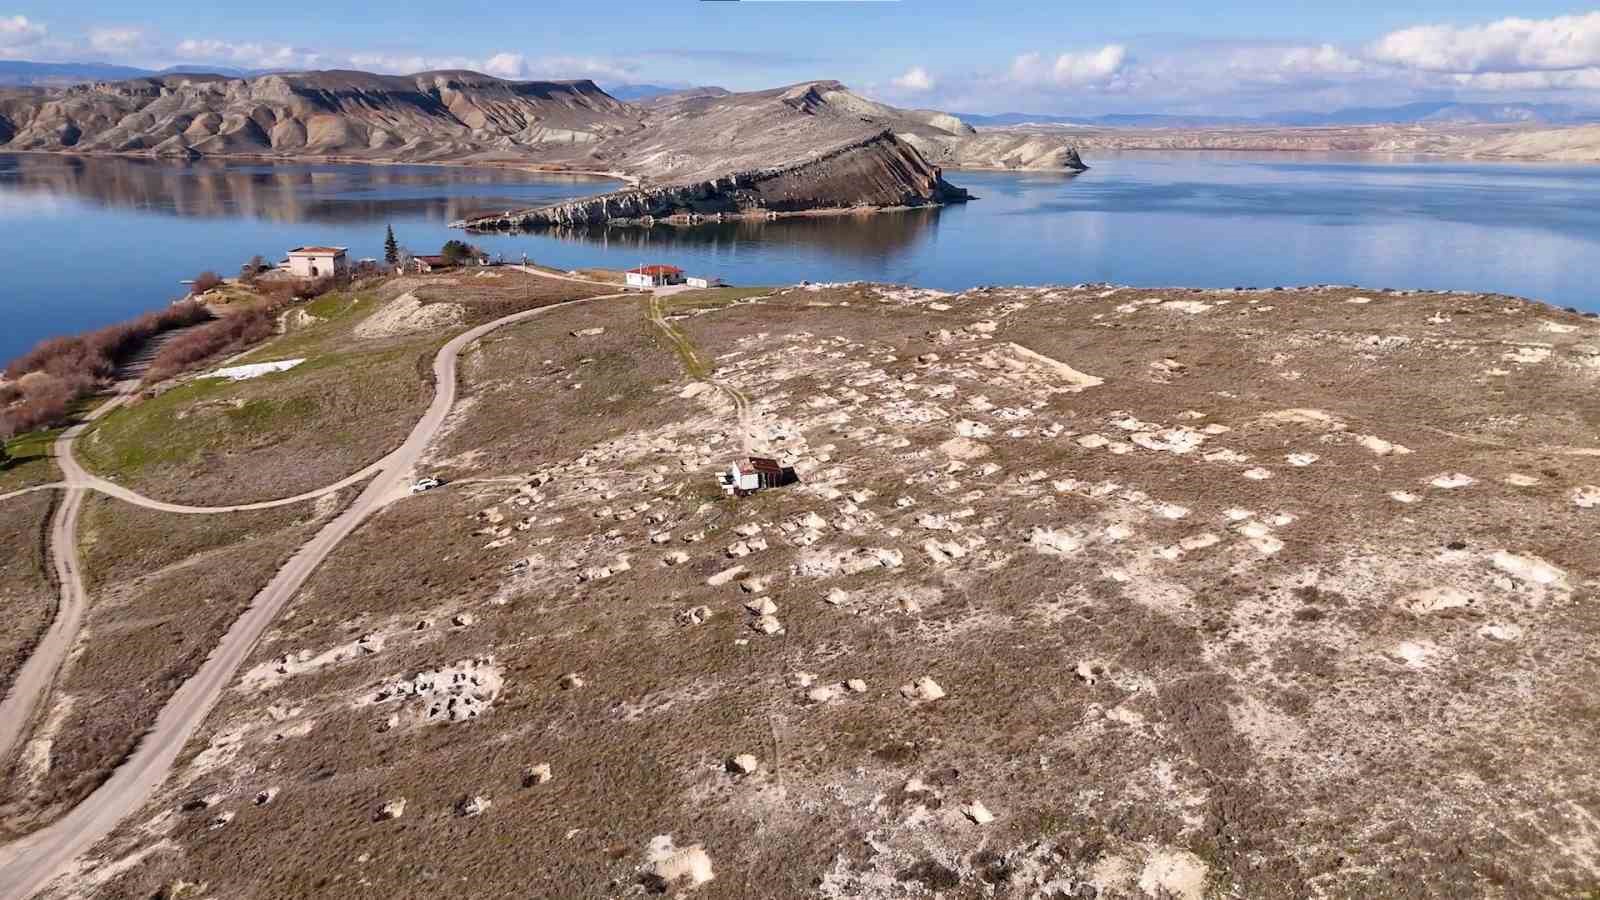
[528,207,943,261]
[0,153,616,223]
[2,149,1598,365]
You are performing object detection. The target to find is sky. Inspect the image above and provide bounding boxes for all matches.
[3,1,1600,115]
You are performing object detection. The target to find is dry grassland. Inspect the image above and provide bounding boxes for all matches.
[0,492,55,698]
[42,283,1600,899]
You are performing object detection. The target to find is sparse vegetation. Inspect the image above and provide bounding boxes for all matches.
[0,300,213,434]
[440,239,484,265]
[0,493,350,842]
[0,491,54,698]
[142,306,279,384]
[190,271,224,295]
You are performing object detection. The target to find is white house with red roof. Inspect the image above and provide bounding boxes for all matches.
[625,264,685,288]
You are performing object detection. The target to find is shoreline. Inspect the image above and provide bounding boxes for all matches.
[0,147,640,187]
[458,200,965,233]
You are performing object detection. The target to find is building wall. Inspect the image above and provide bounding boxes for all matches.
[287,253,348,278]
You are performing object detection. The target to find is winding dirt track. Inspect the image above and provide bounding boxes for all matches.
[646,291,757,453]
[0,291,626,899]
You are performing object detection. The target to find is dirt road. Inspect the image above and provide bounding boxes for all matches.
[0,382,139,766]
[0,292,627,899]
[646,291,757,453]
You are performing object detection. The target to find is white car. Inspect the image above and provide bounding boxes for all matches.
[410,477,443,494]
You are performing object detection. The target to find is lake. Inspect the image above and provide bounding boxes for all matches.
[3,150,1599,363]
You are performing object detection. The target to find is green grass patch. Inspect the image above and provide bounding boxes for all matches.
[76,339,435,505]
[0,426,64,491]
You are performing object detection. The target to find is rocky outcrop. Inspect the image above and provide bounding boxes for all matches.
[462,130,967,230]
[900,131,1091,172]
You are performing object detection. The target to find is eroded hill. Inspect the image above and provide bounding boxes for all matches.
[0,72,1094,224]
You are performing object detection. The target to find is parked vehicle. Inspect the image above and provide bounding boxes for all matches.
[411,477,444,494]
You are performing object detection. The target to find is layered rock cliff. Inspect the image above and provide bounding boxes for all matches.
[464,129,968,229]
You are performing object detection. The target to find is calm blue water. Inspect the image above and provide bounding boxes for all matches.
[4,150,1599,363]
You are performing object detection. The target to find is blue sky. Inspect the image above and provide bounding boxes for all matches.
[4,1,1600,114]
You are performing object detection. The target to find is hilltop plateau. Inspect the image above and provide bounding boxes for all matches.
[3,270,1598,898]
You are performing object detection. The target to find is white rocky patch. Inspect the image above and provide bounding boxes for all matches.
[641,835,715,891]
[1358,435,1413,456]
[1429,472,1477,489]
[363,658,503,726]
[1027,527,1082,556]
[206,359,304,381]
[1490,551,1567,588]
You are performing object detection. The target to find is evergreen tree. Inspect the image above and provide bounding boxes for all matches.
[384,225,399,265]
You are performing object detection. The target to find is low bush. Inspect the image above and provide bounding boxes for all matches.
[254,274,343,303]
[191,271,224,294]
[0,300,213,433]
[142,307,278,384]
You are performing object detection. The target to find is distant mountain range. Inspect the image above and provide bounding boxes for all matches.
[959,102,1600,129]
[602,83,698,102]
[0,60,264,87]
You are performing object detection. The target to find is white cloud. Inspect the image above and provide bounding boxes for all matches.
[1372,12,1600,73]
[88,27,144,54]
[176,38,311,69]
[1009,45,1128,88]
[891,66,935,92]
[482,52,524,78]
[0,14,46,48]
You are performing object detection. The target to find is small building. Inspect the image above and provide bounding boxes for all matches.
[718,457,790,497]
[626,264,686,289]
[686,275,721,289]
[411,255,451,274]
[283,246,349,279]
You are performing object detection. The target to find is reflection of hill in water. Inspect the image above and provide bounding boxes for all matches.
[0,154,613,223]
[527,208,943,261]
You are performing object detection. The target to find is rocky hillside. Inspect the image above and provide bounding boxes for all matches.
[0,70,641,161]
[466,129,968,229]
[0,71,1091,222]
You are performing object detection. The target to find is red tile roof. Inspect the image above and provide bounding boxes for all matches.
[735,457,784,475]
[288,246,348,255]
[629,264,684,276]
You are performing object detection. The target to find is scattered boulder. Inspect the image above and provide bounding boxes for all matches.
[900,677,946,702]
[726,754,761,775]
[456,795,492,817]
[807,683,845,703]
[641,835,715,892]
[963,801,995,825]
[522,763,554,787]
[558,672,586,690]
[374,798,407,821]
[750,615,783,635]
[744,597,778,616]
[676,605,712,626]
